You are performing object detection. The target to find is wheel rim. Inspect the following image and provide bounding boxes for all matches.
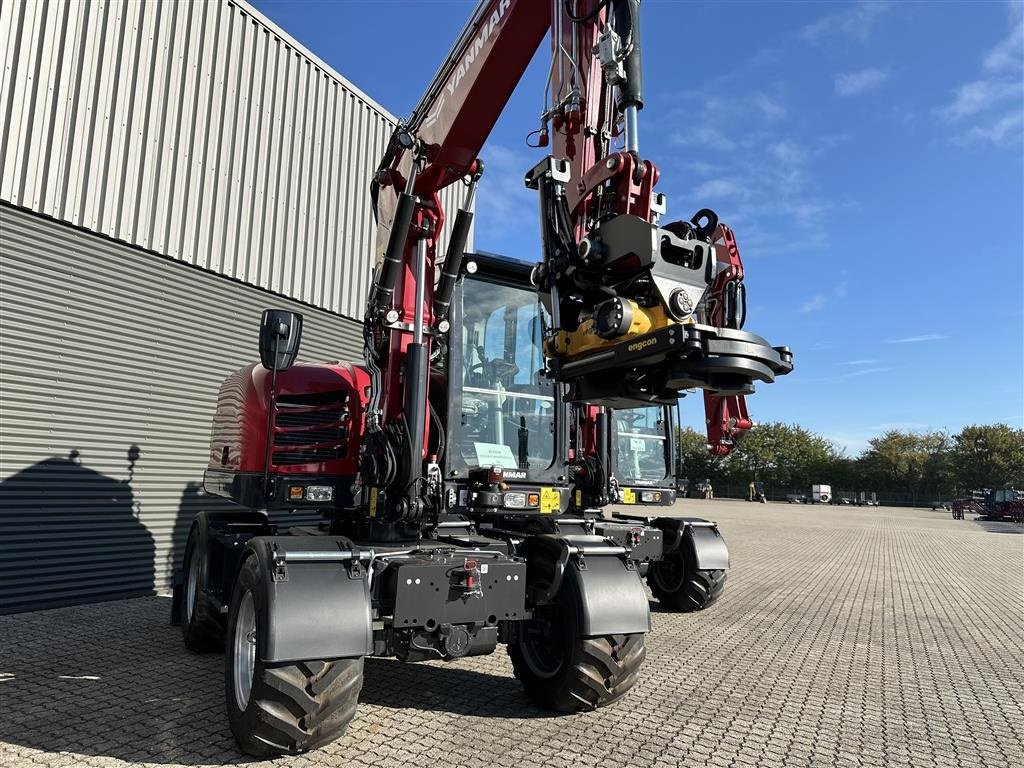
[519,609,565,679]
[185,545,199,625]
[233,590,257,710]
[650,554,686,594]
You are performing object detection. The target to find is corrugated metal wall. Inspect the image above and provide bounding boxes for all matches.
[0,0,465,321]
[0,0,477,613]
[0,204,364,613]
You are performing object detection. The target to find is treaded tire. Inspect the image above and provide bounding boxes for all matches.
[225,555,362,758]
[648,552,726,612]
[181,520,224,652]
[508,565,646,712]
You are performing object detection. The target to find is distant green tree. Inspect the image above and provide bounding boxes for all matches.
[673,421,1021,504]
[857,430,952,503]
[674,427,721,487]
[725,422,842,492]
[950,424,1024,492]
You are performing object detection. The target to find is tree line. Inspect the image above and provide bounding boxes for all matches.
[674,422,1024,504]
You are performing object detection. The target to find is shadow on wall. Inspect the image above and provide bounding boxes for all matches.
[0,446,155,614]
[167,481,326,588]
[166,480,238,585]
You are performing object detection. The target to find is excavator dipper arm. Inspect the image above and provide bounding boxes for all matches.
[360,0,790,522]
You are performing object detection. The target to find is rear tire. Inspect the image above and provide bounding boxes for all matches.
[647,552,726,612]
[225,556,363,757]
[181,521,224,652]
[508,562,645,712]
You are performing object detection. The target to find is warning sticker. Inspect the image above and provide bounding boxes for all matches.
[575,490,582,507]
[540,487,560,514]
[622,487,636,504]
[369,487,379,517]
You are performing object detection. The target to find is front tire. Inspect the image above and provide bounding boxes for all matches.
[508,564,645,712]
[647,552,726,612]
[225,556,363,757]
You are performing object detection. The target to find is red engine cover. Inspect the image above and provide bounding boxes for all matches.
[208,362,370,476]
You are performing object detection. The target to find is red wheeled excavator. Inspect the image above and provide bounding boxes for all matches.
[175,0,792,757]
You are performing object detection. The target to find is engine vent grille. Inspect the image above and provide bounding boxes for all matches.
[272,390,350,466]
[273,447,346,465]
[274,428,347,446]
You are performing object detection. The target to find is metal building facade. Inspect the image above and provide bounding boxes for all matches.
[0,0,465,612]
[0,204,359,612]
[1,0,462,318]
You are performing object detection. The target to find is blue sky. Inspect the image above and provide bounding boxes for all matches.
[253,0,1024,455]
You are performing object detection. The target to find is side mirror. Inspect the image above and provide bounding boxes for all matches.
[259,309,303,371]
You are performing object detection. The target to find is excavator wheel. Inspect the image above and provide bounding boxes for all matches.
[180,518,225,652]
[225,555,363,757]
[647,552,726,612]
[508,556,646,712]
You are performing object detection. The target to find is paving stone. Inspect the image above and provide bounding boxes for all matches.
[0,501,1021,768]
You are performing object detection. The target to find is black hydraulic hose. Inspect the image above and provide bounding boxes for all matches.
[604,409,617,502]
[596,409,610,502]
[564,0,613,23]
[429,400,446,462]
[665,405,677,485]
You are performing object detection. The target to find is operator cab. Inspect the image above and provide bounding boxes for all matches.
[434,252,570,529]
[610,405,676,508]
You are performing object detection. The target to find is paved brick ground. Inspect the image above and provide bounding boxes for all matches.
[1,501,1022,768]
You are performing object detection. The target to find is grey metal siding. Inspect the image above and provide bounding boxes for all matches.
[0,0,466,320]
[0,204,364,613]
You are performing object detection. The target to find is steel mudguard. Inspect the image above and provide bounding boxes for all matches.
[654,517,730,571]
[241,536,373,663]
[519,534,651,636]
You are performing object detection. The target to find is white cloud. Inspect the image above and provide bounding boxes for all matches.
[669,125,736,152]
[800,294,827,313]
[753,92,787,121]
[954,111,1024,148]
[884,334,948,344]
[842,359,878,365]
[768,139,808,166]
[835,68,889,96]
[845,366,895,378]
[800,1,891,45]
[983,3,1024,72]
[693,178,745,199]
[797,366,895,385]
[938,8,1024,149]
[942,79,1021,120]
[474,142,537,242]
[661,101,847,258]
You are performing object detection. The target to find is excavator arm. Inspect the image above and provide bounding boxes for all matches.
[359,0,790,523]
